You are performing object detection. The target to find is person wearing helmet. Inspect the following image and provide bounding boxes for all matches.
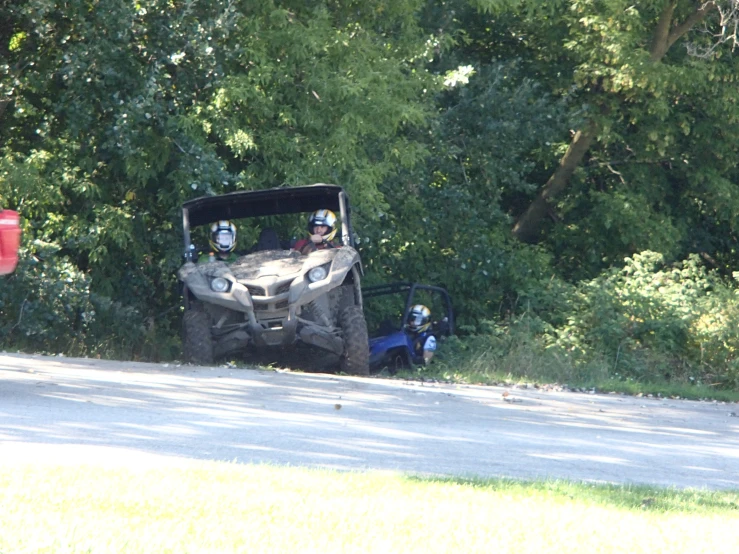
[405,304,438,365]
[199,220,240,262]
[292,209,339,255]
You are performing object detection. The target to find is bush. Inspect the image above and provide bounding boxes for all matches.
[543,251,739,388]
[430,252,739,391]
[0,240,179,361]
[0,241,95,353]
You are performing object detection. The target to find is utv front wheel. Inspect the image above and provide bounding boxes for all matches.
[339,305,370,376]
[182,309,215,365]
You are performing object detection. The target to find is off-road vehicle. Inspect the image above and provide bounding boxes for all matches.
[364,282,454,371]
[177,184,369,374]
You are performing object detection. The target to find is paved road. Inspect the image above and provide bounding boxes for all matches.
[1,353,737,490]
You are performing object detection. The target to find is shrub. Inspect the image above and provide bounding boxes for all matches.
[0,240,179,361]
[432,252,739,390]
[535,251,739,388]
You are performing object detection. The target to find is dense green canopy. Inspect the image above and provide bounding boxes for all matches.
[3,0,739,386]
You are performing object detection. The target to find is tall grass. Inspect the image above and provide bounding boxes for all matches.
[415,253,739,401]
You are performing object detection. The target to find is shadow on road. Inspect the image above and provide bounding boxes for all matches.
[1,353,738,490]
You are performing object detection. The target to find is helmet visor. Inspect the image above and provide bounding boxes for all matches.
[215,230,234,250]
[408,312,425,328]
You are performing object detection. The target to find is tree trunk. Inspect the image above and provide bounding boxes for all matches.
[512,123,597,243]
[511,0,715,243]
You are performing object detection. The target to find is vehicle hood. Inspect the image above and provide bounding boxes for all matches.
[229,250,316,280]
[178,248,345,282]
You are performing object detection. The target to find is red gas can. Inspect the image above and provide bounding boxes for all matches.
[0,210,21,275]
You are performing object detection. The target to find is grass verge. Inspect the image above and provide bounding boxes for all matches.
[401,362,739,402]
[1,463,737,554]
[401,333,739,403]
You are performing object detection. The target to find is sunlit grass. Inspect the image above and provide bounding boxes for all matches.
[1,463,737,553]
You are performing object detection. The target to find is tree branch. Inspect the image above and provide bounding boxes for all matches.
[512,122,598,243]
[666,1,716,51]
[650,1,716,61]
[650,1,678,60]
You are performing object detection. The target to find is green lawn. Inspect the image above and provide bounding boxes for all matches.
[1,463,737,553]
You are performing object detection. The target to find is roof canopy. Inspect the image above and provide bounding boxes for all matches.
[183,184,347,228]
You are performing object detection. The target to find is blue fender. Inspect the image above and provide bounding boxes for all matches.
[369,331,413,367]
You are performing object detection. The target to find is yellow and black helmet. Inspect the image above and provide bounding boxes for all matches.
[307,209,338,242]
[209,220,237,254]
[406,304,431,333]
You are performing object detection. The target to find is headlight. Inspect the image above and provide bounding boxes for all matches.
[210,277,231,293]
[307,266,328,283]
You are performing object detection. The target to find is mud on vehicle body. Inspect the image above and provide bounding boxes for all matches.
[177,184,370,375]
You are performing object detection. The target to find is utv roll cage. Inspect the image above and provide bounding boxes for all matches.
[181,184,356,261]
[363,282,455,336]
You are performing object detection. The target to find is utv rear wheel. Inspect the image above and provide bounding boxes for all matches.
[339,305,370,376]
[391,350,411,374]
[182,308,214,365]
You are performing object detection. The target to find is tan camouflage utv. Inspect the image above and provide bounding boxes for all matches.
[177,184,369,375]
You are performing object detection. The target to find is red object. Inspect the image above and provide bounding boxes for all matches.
[293,238,337,254]
[0,209,21,275]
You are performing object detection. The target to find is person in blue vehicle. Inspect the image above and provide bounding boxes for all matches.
[368,303,439,369]
[293,209,338,254]
[405,304,437,365]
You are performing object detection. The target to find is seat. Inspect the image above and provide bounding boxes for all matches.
[253,227,282,252]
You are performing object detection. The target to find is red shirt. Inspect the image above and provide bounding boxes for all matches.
[293,238,337,255]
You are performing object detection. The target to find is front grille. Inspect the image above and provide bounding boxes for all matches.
[254,300,289,311]
[246,285,265,297]
[275,282,291,295]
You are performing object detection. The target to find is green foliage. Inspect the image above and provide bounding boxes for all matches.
[430,316,609,386]
[0,239,178,360]
[433,252,739,391]
[205,0,434,207]
[426,0,739,281]
[0,241,93,350]
[362,61,572,323]
[0,0,433,357]
[2,0,739,394]
[547,252,739,387]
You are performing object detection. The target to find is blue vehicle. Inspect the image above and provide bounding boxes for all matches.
[364,282,454,371]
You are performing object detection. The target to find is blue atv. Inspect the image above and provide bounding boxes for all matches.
[363,282,454,372]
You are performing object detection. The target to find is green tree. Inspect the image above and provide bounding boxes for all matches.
[0,0,435,355]
[494,1,739,246]
[416,1,739,280]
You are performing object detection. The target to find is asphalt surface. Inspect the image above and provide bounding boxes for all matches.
[1,353,738,490]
